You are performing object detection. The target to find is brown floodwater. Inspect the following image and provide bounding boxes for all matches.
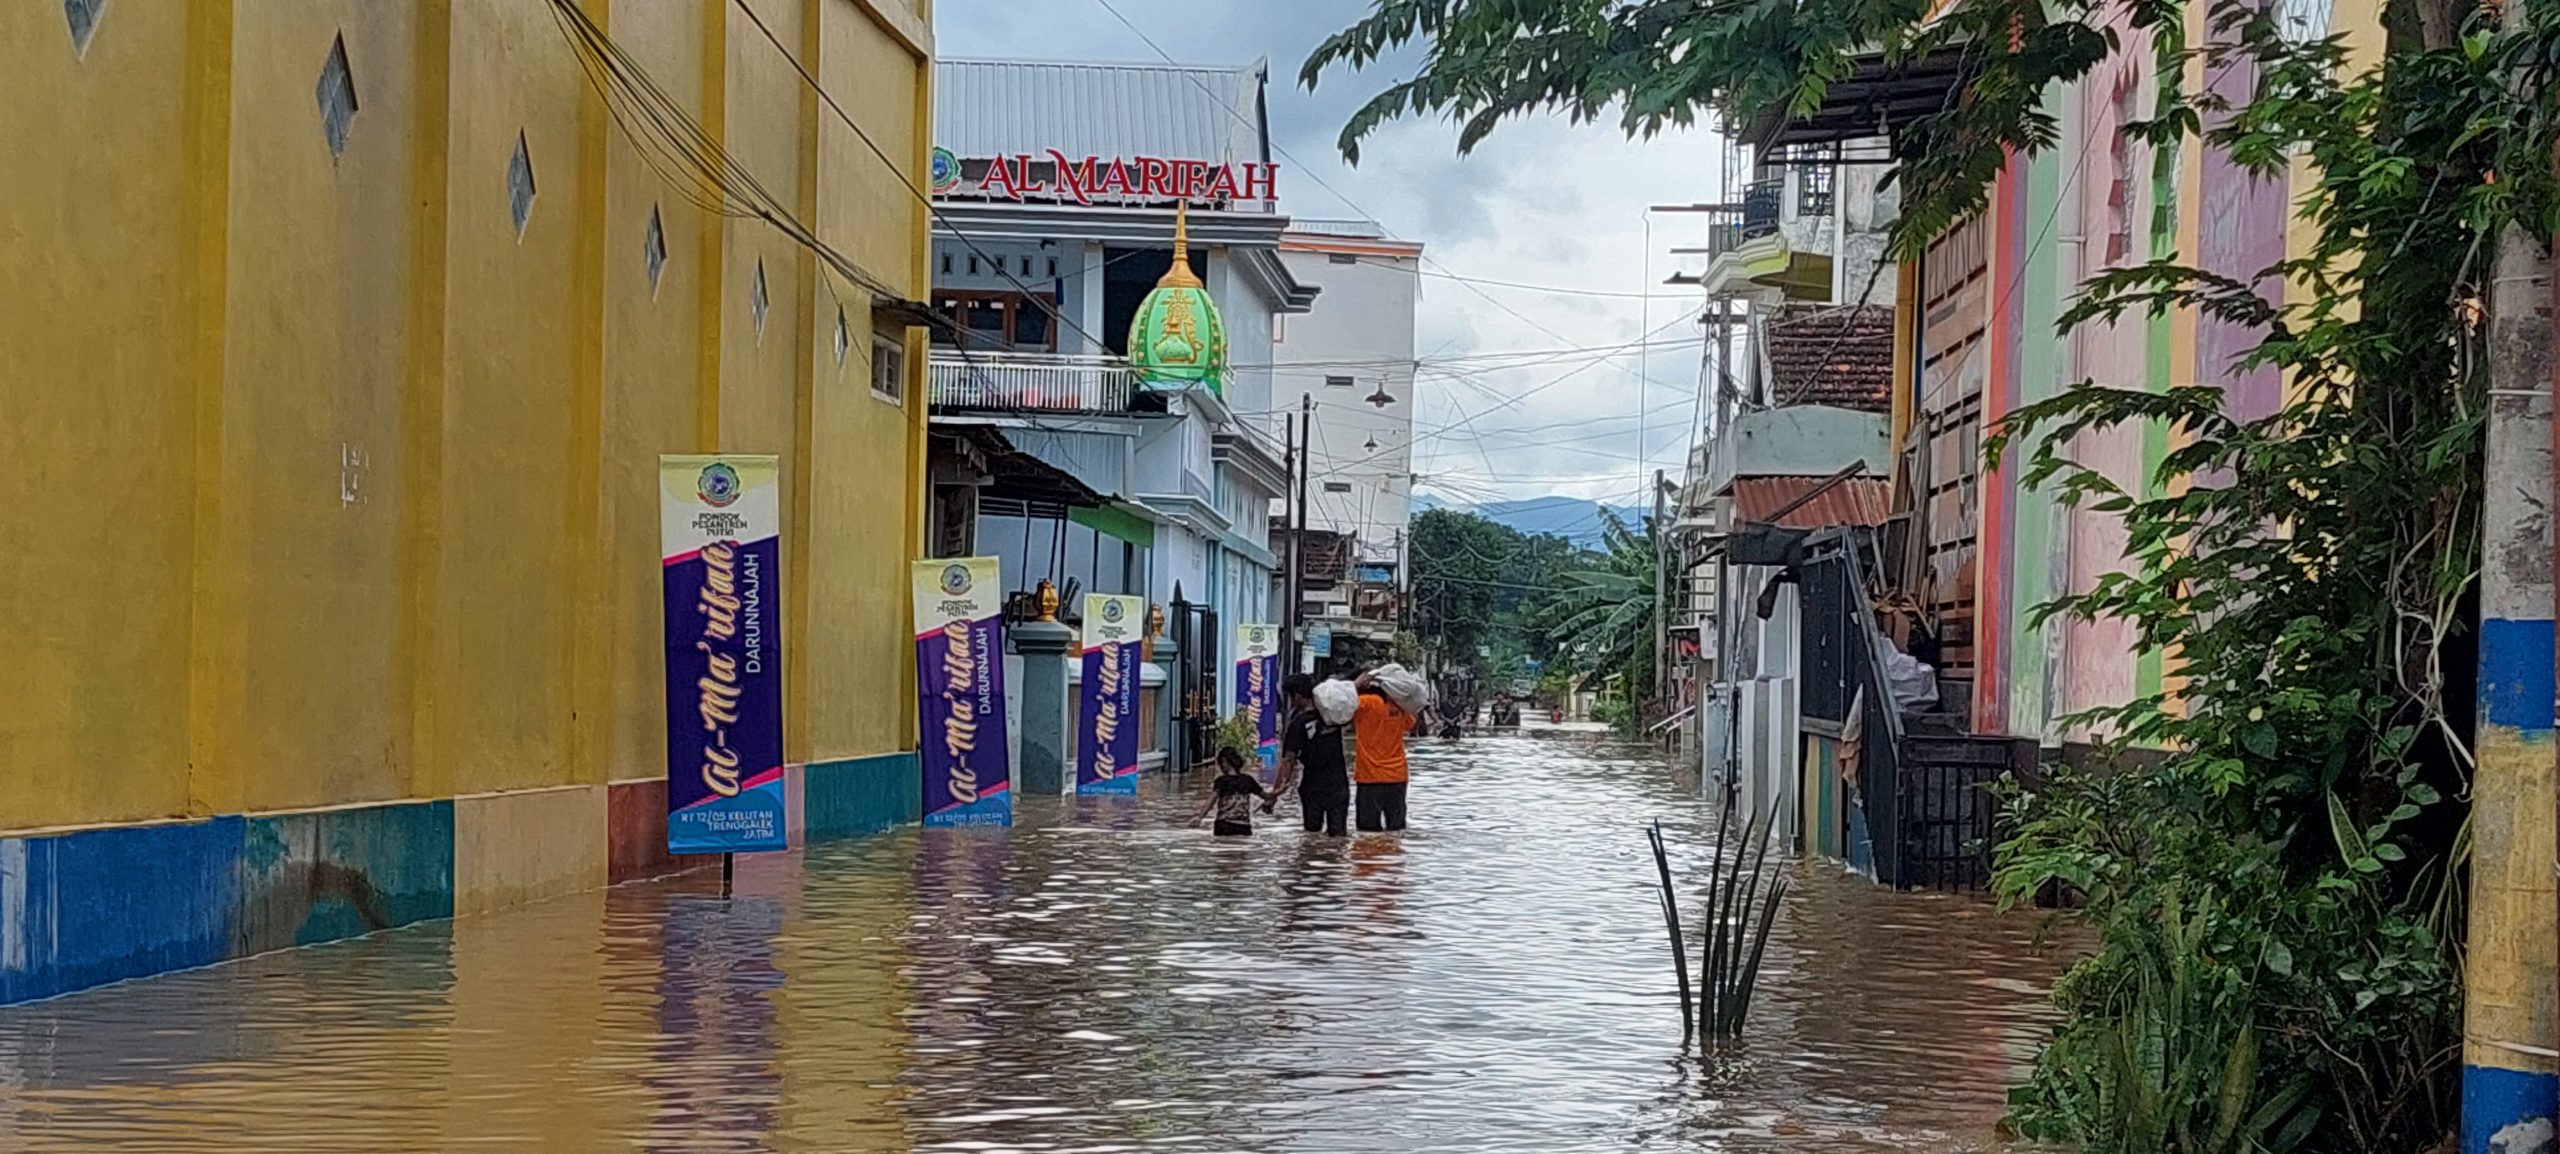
[0,735,2074,1152]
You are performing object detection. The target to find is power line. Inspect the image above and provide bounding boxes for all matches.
[727,0,1129,361]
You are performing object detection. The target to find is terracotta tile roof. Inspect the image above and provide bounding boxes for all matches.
[1731,475,1892,529]
[1766,303,1894,412]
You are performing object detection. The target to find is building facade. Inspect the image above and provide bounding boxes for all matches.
[0,0,937,1005]
[921,57,1314,749]
[1274,220,1423,664]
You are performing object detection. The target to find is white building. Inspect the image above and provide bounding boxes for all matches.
[1272,221,1422,663]
[920,57,1316,748]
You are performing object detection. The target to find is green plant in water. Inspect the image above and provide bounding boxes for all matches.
[1648,800,1787,1042]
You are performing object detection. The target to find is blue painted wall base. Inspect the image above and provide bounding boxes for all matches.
[2465,1063,2557,1154]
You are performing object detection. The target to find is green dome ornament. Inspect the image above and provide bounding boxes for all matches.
[1126,202,1226,395]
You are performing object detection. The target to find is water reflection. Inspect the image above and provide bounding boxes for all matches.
[0,735,2072,1152]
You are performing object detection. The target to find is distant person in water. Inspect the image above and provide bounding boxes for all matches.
[1193,747,1276,837]
[1268,673,1351,836]
[1351,670,1416,831]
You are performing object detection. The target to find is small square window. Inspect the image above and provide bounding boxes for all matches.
[643,205,667,296]
[507,130,537,238]
[1328,252,1359,265]
[940,252,954,276]
[65,0,106,56]
[1019,256,1033,277]
[871,332,907,405]
[968,255,980,276]
[1046,257,1059,279]
[317,34,358,157]
[1325,375,1354,388]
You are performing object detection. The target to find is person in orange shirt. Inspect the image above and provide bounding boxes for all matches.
[1350,670,1416,831]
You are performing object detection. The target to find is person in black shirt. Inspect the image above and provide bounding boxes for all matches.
[1268,673,1351,836]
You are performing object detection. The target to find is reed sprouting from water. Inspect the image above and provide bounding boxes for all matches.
[1649,798,1789,1042]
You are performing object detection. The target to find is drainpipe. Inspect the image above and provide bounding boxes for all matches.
[2464,185,2560,1152]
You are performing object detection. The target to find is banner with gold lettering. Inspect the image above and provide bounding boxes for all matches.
[1234,623,1280,773]
[661,455,788,855]
[913,558,1013,827]
[1077,594,1146,795]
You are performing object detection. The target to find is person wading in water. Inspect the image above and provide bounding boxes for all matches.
[1267,673,1350,836]
[1350,670,1416,831]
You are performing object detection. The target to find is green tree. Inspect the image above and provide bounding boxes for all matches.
[1311,1,2560,1148]
[1407,508,1579,675]
[1534,510,1658,713]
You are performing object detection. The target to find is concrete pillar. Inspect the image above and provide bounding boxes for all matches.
[1015,581,1076,797]
[1150,620,1181,768]
[2467,223,2559,1154]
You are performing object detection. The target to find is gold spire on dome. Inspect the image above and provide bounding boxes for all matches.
[1155,201,1202,290]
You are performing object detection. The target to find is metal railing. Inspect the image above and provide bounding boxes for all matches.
[1699,206,1746,256]
[929,350,1137,415]
[1740,177,1784,239]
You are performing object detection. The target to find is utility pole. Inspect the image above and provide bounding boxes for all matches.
[1281,411,1299,671]
[1295,393,1313,671]
[1652,467,1668,708]
[2466,165,2560,1145]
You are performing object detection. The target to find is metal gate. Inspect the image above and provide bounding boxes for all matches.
[1166,589,1220,773]
[1896,736,2031,891]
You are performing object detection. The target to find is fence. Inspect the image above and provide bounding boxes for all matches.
[928,350,1136,414]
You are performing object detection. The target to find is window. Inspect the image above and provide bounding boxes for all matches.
[871,332,906,404]
[941,252,954,276]
[1328,252,1359,265]
[1020,256,1034,277]
[968,255,980,276]
[1013,301,1052,348]
[931,291,1060,352]
[1046,257,1059,279]
[1324,481,1353,493]
[1325,375,1355,388]
[1798,164,1835,216]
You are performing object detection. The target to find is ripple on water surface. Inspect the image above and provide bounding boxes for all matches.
[0,736,2075,1152]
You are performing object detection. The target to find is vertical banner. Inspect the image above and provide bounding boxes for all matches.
[661,455,788,855]
[914,558,1013,827]
[1078,594,1147,795]
[1234,623,1280,772]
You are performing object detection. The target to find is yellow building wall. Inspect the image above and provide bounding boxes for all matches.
[0,0,202,831]
[0,0,929,835]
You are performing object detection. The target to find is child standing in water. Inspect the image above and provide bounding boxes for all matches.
[1193,747,1276,837]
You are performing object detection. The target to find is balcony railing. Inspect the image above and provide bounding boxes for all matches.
[929,350,1137,415]
[1740,177,1783,239]
[1698,206,1746,257]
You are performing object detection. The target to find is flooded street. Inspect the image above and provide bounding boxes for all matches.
[0,736,2071,1152]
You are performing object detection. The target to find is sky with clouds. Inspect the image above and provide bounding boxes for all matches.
[934,0,1733,509]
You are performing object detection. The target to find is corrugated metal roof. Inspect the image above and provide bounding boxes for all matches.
[936,59,1267,166]
[1730,475,1891,530]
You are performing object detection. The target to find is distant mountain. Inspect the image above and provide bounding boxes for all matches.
[1414,493,1642,548]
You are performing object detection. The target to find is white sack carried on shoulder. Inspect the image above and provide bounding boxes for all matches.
[1313,679,1360,726]
[1368,663,1434,714]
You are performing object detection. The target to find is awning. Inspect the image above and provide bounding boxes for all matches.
[1731,475,1892,530]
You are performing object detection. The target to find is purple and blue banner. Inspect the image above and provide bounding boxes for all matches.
[1235,623,1280,773]
[1078,594,1147,795]
[914,558,1012,827]
[661,454,788,856]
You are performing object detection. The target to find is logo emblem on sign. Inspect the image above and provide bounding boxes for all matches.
[1102,599,1126,624]
[940,563,972,596]
[697,462,741,508]
[930,147,961,195]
